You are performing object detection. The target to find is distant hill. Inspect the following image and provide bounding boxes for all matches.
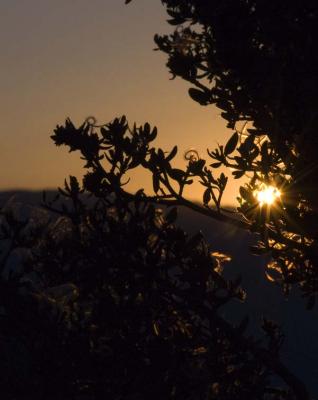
[0,189,57,208]
[1,190,318,396]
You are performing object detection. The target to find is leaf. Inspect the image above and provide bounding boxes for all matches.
[210,162,222,168]
[152,174,160,193]
[265,271,276,282]
[69,176,80,194]
[232,170,245,179]
[149,127,157,141]
[265,268,281,283]
[129,156,141,169]
[167,17,186,25]
[188,88,210,105]
[243,134,254,152]
[189,159,206,174]
[153,322,160,336]
[144,122,151,136]
[224,132,239,155]
[261,141,269,167]
[135,188,144,198]
[211,252,232,263]
[219,173,228,188]
[157,148,165,161]
[169,168,185,182]
[216,99,231,111]
[203,188,211,205]
[239,186,249,200]
[166,145,178,162]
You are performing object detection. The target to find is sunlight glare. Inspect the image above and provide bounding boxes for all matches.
[254,184,281,206]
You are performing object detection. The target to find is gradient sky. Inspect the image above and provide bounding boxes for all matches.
[0,0,240,204]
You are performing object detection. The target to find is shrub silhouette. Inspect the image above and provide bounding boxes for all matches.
[0,154,305,399]
[0,116,308,399]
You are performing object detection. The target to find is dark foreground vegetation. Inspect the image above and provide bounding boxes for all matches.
[0,184,308,399]
[1,0,318,398]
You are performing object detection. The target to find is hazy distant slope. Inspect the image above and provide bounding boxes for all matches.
[0,190,57,208]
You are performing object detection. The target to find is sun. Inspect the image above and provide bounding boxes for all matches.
[254,184,281,206]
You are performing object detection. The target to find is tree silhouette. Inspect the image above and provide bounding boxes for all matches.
[149,0,318,305]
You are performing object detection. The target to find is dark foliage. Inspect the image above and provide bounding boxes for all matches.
[135,0,318,303]
[0,117,307,398]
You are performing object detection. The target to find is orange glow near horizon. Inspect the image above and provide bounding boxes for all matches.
[0,0,240,204]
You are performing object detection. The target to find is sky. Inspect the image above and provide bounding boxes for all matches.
[0,0,240,204]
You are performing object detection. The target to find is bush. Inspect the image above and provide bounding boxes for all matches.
[0,117,308,398]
